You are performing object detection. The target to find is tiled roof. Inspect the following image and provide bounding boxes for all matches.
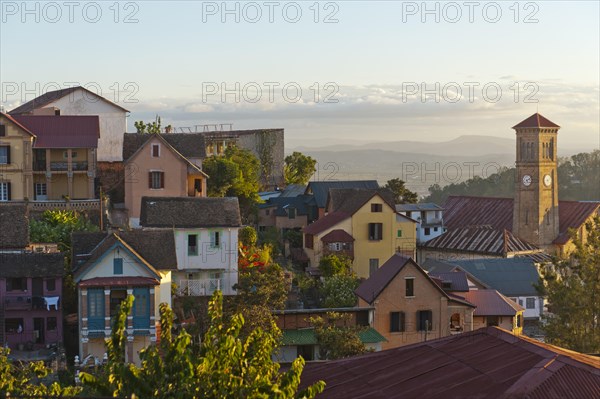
[428,271,469,292]
[300,326,600,399]
[78,276,159,287]
[459,289,524,316]
[512,113,560,129]
[305,180,380,208]
[421,226,540,256]
[122,133,206,161]
[321,229,354,243]
[303,212,351,235]
[442,196,600,245]
[281,327,386,346]
[450,258,541,297]
[0,252,64,278]
[0,203,29,249]
[140,197,241,228]
[9,86,129,114]
[396,203,443,212]
[327,188,395,214]
[12,115,100,148]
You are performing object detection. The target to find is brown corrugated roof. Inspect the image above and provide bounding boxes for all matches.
[321,229,354,243]
[79,276,159,287]
[12,115,99,148]
[0,112,36,137]
[300,326,600,399]
[9,86,129,114]
[327,188,395,214]
[442,196,600,246]
[459,289,524,316]
[303,211,350,235]
[428,271,469,292]
[512,113,560,129]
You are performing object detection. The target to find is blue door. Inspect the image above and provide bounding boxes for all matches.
[132,287,150,330]
[87,288,105,330]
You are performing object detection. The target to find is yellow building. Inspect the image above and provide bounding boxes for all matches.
[303,189,416,278]
[0,113,36,201]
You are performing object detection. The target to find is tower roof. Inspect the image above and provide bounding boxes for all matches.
[512,113,560,129]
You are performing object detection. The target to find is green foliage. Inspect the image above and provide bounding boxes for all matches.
[29,209,99,252]
[81,292,324,398]
[310,312,366,360]
[259,226,282,255]
[318,254,352,278]
[320,274,359,308]
[536,216,600,354]
[383,178,418,204]
[284,229,303,248]
[135,115,162,134]
[284,152,317,185]
[203,146,262,222]
[239,226,259,247]
[0,347,82,396]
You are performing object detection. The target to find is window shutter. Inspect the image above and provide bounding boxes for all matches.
[399,312,405,332]
[160,172,165,188]
[390,312,399,332]
[6,146,10,164]
[7,182,11,201]
[148,172,153,188]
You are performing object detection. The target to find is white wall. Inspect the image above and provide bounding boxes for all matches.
[43,88,127,162]
[512,296,544,319]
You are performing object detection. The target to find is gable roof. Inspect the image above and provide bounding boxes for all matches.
[321,229,355,243]
[72,230,177,279]
[305,180,380,208]
[0,252,64,278]
[140,196,242,228]
[459,289,524,316]
[0,112,36,137]
[327,188,396,214]
[396,203,443,212]
[446,258,541,297]
[428,271,469,292]
[12,115,100,148]
[0,203,30,249]
[512,113,560,129]
[122,132,206,161]
[9,86,130,115]
[300,326,600,399]
[259,195,310,217]
[303,211,351,235]
[442,196,600,246]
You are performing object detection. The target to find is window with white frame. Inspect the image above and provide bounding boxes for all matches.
[0,182,9,201]
[526,298,536,309]
[328,242,342,251]
[0,146,9,164]
[35,183,47,197]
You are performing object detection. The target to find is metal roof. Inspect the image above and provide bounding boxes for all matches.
[512,113,560,129]
[300,326,600,399]
[321,229,355,243]
[459,289,524,316]
[303,212,351,235]
[396,203,443,212]
[428,271,469,292]
[12,115,99,148]
[78,276,159,287]
[305,180,379,208]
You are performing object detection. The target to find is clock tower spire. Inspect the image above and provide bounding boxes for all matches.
[512,113,560,248]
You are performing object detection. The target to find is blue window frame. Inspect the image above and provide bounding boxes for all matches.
[113,258,123,275]
[133,287,150,330]
[87,288,105,330]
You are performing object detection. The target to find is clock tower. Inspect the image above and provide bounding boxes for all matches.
[512,113,560,248]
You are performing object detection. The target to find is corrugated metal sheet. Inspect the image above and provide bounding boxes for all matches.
[300,327,600,399]
[428,271,469,292]
[12,115,99,148]
[303,211,350,235]
[553,201,600,244]
[460,289,524,316]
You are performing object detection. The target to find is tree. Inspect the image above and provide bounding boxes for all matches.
[318,254,352,278]
[0,347,81,396]
[134,115,162,134]
[536,215,600,354]
[80,292,324,398]
[383,178,418,204]
[284,152,317,185]
[239,226,258,247]
[309,312,366,360]
[320,274,359,308]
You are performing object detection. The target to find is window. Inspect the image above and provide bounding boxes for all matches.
[87,288,105,329]
[149,171,164,189]
[110,290,128,317]
[305,234,314,249]
[188,234,198,255]
[0,124,5,136]
[210,231,221,248]
[288,207,296,219]
[417,310,433,331]
[486,316,499,327]
[113,258,123,275]
[7,277,27,291]
[526,298,535,309]
[405,278,414,297]
[47,317,57,331]
[450,313,461,330]
[516,314,522,328]
[424,227,431,236]
[0,146,9,164]
[397,229,402,238]
[194,179,202,193]
[54,109,60,116]
[434,227,439,232]
[46,278,56,292]
[390,311,406,332]
[152,144,160,157]
[35,183,47,199]
[329,242,342,251]
[265,209,270,216]
[368,223,383,240]
[5,318,24,333]
[0,182,10,201]
[63,151,77,159]
[518,299,524,307]
[369,258,379,276]
[371,203,383,212]
[133,287,150,329]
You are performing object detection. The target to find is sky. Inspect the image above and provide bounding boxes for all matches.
[1,0,599,150]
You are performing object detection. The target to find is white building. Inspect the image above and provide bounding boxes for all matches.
[9,86,129,162]
[396,203,445,243]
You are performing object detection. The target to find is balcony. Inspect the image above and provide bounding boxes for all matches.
[28,199,100,211]
[3,295,60,311]
[49,161,89,171]
[175,279,221,296]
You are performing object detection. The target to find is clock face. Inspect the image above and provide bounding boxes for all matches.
[544,174,552,187]
[522,174,532,187]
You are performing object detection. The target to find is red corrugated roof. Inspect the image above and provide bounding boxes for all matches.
[303,211,350,235]
[321,229,354,243]
[300,327,600,399]
[553,201,600,244]
[12,115,99,148]
[512,113,560,129]
[1,112,36,137]
[459,289,523,316]
[78,276,159,287]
